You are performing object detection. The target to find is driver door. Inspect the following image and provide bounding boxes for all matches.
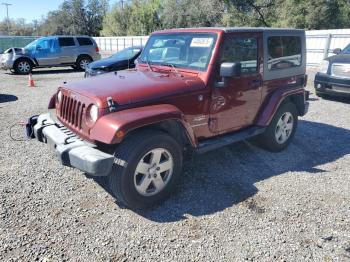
[34,38,60,66]
[209,32,263,134]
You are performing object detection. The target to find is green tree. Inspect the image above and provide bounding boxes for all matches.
[161,0,224,28]
[222,0,276,27]
[102,0,162,36]
[272,0,344,29]
[128,0,162,35]
[101,3,131,36]
[38,0,108,36]
[223,0,350,29]
[0,18,36,36]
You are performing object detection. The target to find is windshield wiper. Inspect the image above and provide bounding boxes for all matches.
[160,62,182,77]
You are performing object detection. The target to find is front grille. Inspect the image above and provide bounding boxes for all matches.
[331,63,350,78]
[59,94,85,129]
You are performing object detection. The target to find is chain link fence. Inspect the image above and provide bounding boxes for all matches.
[0,36,38,53]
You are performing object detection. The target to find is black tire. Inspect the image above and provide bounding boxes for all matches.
[76,55,92,71]
[315,91,329,99]
[254,102,298,152]
[13,58,33,75]
[107,130,183,209]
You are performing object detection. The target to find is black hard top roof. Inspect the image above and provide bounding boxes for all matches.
[214,27,304,33]
[157,27,305,34]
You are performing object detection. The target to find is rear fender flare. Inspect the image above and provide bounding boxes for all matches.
[90,104,197,146]
[256,86,306,126]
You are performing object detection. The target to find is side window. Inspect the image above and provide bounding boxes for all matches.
[58,37,75,47]
[37,39,52,50]
[221,36,258,74]
[268,36,301,70]
[77,37,93,46]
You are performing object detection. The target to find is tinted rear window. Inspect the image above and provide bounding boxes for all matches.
[268,36,302,70]
[58,37,75,47]
[77,37,93,46]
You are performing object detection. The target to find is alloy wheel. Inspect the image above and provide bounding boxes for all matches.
[134,148,174,196]
[79,59,90,70]
[18,61,31,73]
[275,112,294,144]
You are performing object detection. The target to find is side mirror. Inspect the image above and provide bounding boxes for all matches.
[215,62,241,88]
[333,48,341,55]
[36,45,43,51]
[220,62,241,78]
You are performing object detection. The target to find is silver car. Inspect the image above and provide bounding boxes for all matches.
[0,36,101,74]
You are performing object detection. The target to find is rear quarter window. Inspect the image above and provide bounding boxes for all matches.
[58,37,76,47]
[268,36,302,70]
[77,37,93,46]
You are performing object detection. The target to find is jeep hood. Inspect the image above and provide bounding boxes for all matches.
[62,69,205,107]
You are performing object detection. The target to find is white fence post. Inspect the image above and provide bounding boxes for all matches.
[323,34,332,59]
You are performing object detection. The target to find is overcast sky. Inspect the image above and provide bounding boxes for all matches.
[1,0,118,22]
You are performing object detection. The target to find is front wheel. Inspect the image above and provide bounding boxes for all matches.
[254,102,298,152]
[107,130,183,209]
[14,59,32,75]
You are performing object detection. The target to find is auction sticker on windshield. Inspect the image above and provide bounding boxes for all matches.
[190,38,213,47]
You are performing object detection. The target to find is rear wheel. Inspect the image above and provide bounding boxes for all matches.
[76,56,92,71]
[107,130,183,209]
[254,102,298,152]
[14,59,32,74]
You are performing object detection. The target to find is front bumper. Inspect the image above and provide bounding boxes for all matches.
[0,56,13,70]
[32,113,114,176]
[314,72,350,97]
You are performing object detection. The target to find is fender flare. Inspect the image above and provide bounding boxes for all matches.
[76,54,93,62]
[14,55,37,67]
[48,94,56,109]
[255,86,306,126]
[90,104,197,146]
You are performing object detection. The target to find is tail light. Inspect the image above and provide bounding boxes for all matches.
[95,46,100,53]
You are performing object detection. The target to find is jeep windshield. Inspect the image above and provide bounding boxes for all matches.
[139,33,217,71]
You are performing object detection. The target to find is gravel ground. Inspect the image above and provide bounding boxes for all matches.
[0,67,349,262]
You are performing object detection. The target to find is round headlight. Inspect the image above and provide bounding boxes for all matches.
[57,91,62,103]
[319,60,329,74]
[89,104,99,123]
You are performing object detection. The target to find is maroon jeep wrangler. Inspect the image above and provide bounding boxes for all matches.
[29,28,309,208]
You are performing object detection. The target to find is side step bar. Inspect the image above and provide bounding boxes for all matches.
[196,126,266,154]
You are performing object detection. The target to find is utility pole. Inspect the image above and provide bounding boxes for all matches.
[2,2,12,35]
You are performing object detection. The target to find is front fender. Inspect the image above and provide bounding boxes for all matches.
[14,54,37,66]
[90,104,196,145]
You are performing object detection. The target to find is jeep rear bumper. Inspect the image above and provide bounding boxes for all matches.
[32,113,114,176]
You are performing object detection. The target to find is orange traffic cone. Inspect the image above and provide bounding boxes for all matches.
[28,73,35,88]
